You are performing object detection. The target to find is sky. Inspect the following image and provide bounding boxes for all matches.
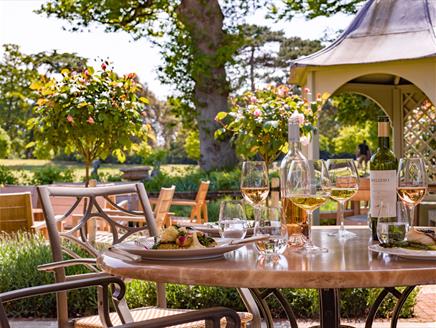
[0,0,353,100]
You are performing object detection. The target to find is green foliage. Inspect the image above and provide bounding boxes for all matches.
[138,145,168,167]
[184,130,200,162]
[31,166,75,185]
[0,127,11,158]
[216,85,325,167]
[30,65,149,182]
[0,165,17,185]
[333,121,377,155]
[0,44,87,159]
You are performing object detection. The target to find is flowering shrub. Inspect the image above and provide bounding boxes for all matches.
[29,63,149,183]
[215,85,326,167]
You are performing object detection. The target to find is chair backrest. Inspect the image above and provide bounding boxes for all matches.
[0,192,33,233]
[153,186,175,229]
[195,181,210,205]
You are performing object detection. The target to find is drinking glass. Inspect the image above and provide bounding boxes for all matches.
[240,161,269,221]
[377,201,409,245]
[397,158,428,226]
[288,159,331,253]
[253,205,288,257]
[218,200,248,240]
[326,159,359,238]
[240,161,269,205]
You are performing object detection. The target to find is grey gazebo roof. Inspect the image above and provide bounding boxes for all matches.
[292,0,436,68]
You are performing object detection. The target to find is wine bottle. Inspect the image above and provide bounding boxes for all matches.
[369,116,398,241]
[280,117,308,243]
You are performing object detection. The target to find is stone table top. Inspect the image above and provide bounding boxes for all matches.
[97,226,436,289]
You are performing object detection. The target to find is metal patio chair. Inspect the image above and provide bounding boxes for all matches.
[36,183,251,328]
[0,275,241,328]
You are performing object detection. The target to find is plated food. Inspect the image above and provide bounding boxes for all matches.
[152,225,217,250]
[380,227,436,250]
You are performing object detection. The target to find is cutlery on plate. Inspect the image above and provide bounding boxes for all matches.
[108,247,142,262]
[229,235,269,246]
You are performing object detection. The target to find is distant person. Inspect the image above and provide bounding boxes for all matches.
[357,140,370,172]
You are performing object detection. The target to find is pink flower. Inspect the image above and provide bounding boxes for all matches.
[303,87,311,94]
[253,109,262,117]
[127,73,136,79]
[66,115,74,123]
[87,116,95,124]
[290,110,305,125]
[84,69,90,77]
[316,93,322,101]
[277,85,289,97]
[300,136,310,146]
[249,96,257,104]
[101,62,107,71]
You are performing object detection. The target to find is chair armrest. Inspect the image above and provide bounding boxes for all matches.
[38,259,97,272]
[0,275,126,304]
[171,199,196,206]
[32,221,46,230]
[117,200,129,209]
[119,307,241,328]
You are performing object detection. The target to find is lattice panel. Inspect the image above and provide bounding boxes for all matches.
[402,92,436,183]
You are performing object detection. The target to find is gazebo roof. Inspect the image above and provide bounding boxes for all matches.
[291,0,436,69]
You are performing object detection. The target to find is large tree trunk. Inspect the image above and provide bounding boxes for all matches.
[178,0,237,171]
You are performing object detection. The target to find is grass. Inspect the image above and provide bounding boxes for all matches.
[0,159,196,183]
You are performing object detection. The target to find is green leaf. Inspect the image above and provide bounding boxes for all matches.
[215,112,228,121]
[139,97,149,104]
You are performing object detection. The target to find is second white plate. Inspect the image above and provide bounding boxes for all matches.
[368,244,436,260]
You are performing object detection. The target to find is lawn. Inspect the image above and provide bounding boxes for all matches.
[0,159,196,183]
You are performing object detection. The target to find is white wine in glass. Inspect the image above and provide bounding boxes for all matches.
[327,159,359,239]
[397,158,428,226]
[288,159,331,254]
[240,161,269,223]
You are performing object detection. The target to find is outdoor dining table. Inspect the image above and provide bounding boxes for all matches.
[97,226,436,328]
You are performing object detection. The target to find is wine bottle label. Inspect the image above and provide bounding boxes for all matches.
[288,122,299,142]
[370,170,397,217]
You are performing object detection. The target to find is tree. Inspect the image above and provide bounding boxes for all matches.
[30,65,149,184]
[229,24,285,92]
[37,0,363,170]
[0,44,87,158]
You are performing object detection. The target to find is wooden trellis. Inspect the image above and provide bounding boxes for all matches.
[402,91,436,183]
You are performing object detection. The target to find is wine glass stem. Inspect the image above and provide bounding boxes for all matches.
[307,210,313,243]
[254,205,260,222]
[339,201,345,233]
[409,205,416,226]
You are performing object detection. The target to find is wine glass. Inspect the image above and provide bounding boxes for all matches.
[240,161,269,221]
[377,201,409,245]
[218,200,248,240]
[397,158,428,226]
[326,159,359,238]
[288,159,331,253]
[253,205,288,258]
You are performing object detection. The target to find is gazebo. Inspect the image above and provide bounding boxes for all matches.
[290,0,436,183]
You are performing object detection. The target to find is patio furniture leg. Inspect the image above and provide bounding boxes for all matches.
[390,286,416,328]
[319,288,340,328]
[237,288,262,328]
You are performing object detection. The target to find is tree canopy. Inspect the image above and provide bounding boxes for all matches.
[36,0,362,170]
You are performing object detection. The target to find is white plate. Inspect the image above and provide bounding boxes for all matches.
[175,222,254,238]
[115,237,244,261]
[368,244,436,260]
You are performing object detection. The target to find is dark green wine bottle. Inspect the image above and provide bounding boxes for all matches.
[369,116,398,241]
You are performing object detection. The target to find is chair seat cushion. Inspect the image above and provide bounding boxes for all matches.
[74,307,252,328]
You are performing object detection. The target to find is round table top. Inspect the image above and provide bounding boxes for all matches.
[97,226,436,289]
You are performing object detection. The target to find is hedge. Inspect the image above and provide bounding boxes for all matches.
[0,232,416,320]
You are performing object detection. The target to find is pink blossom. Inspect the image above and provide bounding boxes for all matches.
[316,93,322,101]
[253,109,262,117]
[300,136,310,146]
[249,96,257,104]
[127,73,136,79]
[101,62,107,71]
[84,69,90,77]
[303,87,311,94]
[290,110,305,125]
[87,116,95,124]
[277,85,289,97]
[66,115,74,123]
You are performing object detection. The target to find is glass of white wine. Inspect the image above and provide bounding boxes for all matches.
[326,159,359,239]
[397,158,428,226]
[288,159,331,253]
[240,161,269,220]
[253,205,288,258]
[377,201,409,245]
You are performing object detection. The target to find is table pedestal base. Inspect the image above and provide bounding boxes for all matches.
[238,286,416,328]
